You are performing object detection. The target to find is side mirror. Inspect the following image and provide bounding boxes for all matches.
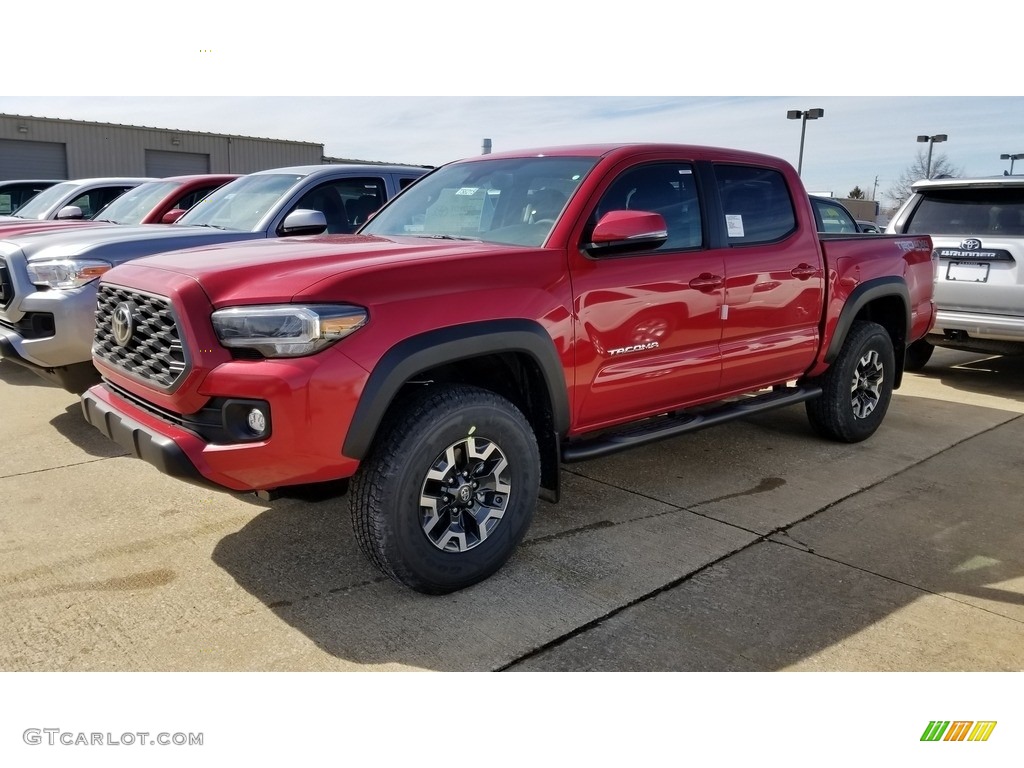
[56,205,84,220]
[280,208,328,236]
[161,209,186,224]
[586,210,668,254]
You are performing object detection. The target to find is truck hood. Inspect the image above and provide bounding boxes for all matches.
[105,234,529,306]
[13,224,264,263]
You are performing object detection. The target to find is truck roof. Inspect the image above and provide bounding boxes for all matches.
[251,163,432,177]
[911,175,1024,190]
[471,142,795,169]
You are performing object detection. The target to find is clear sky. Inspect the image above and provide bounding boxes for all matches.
[5,3,1021,207]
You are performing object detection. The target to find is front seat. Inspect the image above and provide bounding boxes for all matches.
[299,187,351,234]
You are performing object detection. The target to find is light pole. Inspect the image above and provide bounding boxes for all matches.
[1000,153,1024,175]
[916,134,947,179]
[787,108,824,176]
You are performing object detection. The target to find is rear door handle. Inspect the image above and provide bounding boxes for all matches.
[791,264,819,279]
[689,273,724,291]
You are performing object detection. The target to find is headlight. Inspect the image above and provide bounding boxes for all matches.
[211,304,368,358]
[27,259,112,289]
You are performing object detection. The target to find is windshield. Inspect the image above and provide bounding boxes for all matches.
[175,173,303,231]
[10,181,76,219]
[91,180,180,224]
[906,187,1024,236]
[361,156,597,246]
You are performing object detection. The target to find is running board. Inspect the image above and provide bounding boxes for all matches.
[561,385,822,463]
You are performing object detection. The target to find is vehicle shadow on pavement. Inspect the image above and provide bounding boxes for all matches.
[913,351,1024,404]
[0,359,57,388]
[209,396,1024,671]
[49,403,131,459]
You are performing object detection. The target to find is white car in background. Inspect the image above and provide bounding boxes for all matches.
[887,175,1024,369]
[0,177,155,222]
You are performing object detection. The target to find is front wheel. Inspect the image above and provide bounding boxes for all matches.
[806,321,895,443]
[350,384,540,594]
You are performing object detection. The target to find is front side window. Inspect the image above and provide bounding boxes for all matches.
[176,174,304,232]
[813,198,858,234]
[715,165,796,245]
[362,156,597,247]
[585,162,702,253]
[290,178,387,234]
[92,181,180,224]
[906,187,1024,236]
[9,181,76,219]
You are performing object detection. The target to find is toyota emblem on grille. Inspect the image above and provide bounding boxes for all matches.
[961,238,982,250]
[111,302,136,347]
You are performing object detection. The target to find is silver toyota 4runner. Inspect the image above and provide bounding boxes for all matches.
[887,175,1024,369]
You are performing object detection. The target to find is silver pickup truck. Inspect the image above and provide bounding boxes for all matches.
[887,175,1024,369]
[0,163,428,392]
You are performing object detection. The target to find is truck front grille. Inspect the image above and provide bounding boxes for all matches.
[94,284,188,390]
[0,259,13,310]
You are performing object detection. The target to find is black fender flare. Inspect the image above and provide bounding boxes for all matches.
[342,319,570,460]
[824,276,910,364]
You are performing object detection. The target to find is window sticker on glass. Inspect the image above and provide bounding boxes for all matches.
[726,214,745,238]
[424,188,486,233]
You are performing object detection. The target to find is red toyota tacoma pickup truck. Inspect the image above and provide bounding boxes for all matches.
[81,144,935,594]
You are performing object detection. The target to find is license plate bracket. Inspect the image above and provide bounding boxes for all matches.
[946,261,990,282]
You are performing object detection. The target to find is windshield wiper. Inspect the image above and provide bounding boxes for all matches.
[186,223,229,230]
[410,233,480,241]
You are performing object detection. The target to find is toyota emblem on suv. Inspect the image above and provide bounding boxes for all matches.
[961,238,982,250]
[111,302,136,348]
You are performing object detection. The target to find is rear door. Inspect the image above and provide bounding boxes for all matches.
[712,163,825,392]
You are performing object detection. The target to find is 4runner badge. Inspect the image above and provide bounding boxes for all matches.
[608,342,660,356]
[111,302,136,348]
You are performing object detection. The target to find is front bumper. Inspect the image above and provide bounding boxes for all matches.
[0,282,98,369]
[81,386,211,487]
[84,348,367,491]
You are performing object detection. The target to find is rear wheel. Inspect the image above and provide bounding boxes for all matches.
[904,339,934,372]
[806,321,895,443]
[350,384,539,594]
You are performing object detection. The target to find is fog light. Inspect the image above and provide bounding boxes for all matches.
[221,399,272,442]
[247,408,267,435]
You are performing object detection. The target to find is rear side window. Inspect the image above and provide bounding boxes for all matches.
[714,165,796,245]
[906,187,1024,236]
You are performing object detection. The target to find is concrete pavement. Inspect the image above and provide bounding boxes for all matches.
[0,348,1022,671]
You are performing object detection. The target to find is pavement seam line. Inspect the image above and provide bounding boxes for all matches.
[0,454,127,481]
[764,538,1024,627]
[502,416,1024,669]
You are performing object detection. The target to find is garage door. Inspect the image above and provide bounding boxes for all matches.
[145,150,210,177]
[0,140,68,180]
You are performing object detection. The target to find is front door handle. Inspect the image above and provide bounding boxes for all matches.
[689,273,724,291]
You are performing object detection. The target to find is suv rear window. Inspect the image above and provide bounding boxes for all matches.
[906,187,1024,236]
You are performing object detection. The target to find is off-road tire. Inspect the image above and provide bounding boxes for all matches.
[904,339,934,372]
[350,384,540,594]
[806,321,895,443]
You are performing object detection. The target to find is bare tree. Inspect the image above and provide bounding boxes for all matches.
[885,150,962,208]
[848,186,865,199]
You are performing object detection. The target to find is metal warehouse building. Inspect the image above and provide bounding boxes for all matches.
[0,113,325,179]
